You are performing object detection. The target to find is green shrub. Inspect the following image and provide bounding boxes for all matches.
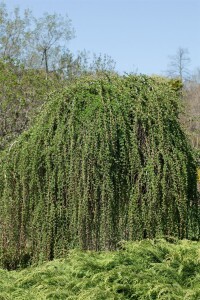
[0,74,199,267]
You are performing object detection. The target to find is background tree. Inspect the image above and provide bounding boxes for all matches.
[0,3,32,62]
[166,47,191,81]
[0,2,75,73]
[0,1,116,78]
[28,12,75,75]
[58,50,116,79]
[183,76,200,150]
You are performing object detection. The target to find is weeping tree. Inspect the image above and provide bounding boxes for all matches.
[0,74,199,269]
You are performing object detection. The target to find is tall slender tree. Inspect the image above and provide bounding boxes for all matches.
[30,13,75,76]
[167,47,191,81]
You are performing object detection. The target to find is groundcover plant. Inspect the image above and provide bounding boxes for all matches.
[0,239,200,299]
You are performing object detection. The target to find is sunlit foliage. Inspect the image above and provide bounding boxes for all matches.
[0,239,200,299]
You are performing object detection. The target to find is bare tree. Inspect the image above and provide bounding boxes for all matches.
[167,47,191,81]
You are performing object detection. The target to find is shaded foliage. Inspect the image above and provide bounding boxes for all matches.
[183,81,200,150]
[0,59,64,151]
[0,74,199,268]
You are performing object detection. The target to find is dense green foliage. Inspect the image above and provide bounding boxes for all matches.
[0,74,199,268]
[0,239,200,299]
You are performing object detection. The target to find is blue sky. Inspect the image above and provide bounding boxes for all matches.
[5,0,200,75]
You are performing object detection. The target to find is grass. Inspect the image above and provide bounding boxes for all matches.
[0,239,200,299]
